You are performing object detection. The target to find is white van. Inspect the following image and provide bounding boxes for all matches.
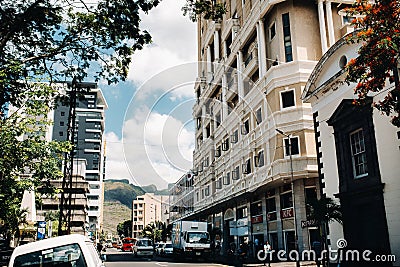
[8,234,105,267]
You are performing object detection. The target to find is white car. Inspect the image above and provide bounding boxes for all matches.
[161,242,173,257]
[8,234,105,267]
[132,238,154,258]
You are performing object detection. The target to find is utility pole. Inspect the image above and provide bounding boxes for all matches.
[58,79,78,236]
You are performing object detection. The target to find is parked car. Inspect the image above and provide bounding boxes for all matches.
[155,243,164,256]
[160,242,173,257]
[105,240,112,248]
[121,237,135,252]
[0,238,13,266]
[7,234,105,267]
[132,238,154,258]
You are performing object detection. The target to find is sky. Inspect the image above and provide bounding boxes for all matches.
[101,0,197,190]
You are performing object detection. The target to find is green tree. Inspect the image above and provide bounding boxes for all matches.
[0,0,160,114]
[141,221,163,243]
[345,0,400,127]
[0,84,70,245]
[182,0,226,22]
[117,220,132,238]
[307,197,342,267]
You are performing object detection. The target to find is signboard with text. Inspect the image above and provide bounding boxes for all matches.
[280,207,294,219]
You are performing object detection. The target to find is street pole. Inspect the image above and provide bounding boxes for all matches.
[276,129,300,267]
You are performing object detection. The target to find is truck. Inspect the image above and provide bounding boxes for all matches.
[171,221,211,259]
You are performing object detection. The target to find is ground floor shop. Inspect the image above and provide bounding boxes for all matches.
[187,177,321,258]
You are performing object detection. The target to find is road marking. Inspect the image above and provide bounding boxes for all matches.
[155,263,168,267]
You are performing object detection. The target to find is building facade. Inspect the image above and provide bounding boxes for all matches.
[51,82,107,238]
[187,0,355,256]
[303,37,399,266]
[132,193,170,238]
[169,172,195,223]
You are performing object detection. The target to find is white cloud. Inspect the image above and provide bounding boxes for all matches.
[128,0,197,99]
[106,107,194,189]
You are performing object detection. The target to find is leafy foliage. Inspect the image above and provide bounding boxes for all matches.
[0,0,160,114]
[182,0,226,22]
[117,219,132,238]
[345,0,400,127]
[307,197,342,225]
[0,84,70,244]
[141,221,164,243]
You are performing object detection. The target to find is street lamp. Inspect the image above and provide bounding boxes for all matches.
[276,129,300,267]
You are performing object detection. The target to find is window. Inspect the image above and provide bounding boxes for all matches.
[350,128,368,178]
[251,202,262,216]
[241,120,250,135]
[232,166,240,180]
[205,185,210,196]
[242,159,251,174]
[231,129,238,143]
[216,112,221,128]
[284,137,300,156]
[203,157,209,167]
[282,13,293,62]
[61,111,65,116]
[281,90,295,108]
[256,107,262,125]
[216,178,222,189]
[280,191,293,209]
[237,206,248,219]
[223,172,231,185]
[266,197,277,221]
[215,146,221,157]
[270,22,276,40]
[255,150,264,167]
[222,138,229,151]
[13,243,87,267]
[59,131,64,136]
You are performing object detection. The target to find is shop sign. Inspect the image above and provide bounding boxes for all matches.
[237,226,248,236]
[280,207,294,219]
[230,227,237,235]
[251,215,263,224]
[301,219,318,228]
[229,221,237,228]
[237,218,248,227]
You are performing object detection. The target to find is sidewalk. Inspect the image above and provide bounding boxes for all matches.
[214,254,317,267]
[243,261,317,267]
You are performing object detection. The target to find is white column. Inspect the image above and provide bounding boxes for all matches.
[222,74,228,119]
[317,0,328,53]
[237,51,245,101]
[257,20,267,77]
[326,0,335,47]
[214,31,220,61]
[202,105,207,138]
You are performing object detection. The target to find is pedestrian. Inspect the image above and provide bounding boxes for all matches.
[263,241,272,266]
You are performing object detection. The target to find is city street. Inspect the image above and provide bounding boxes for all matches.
[102,248,318,267]
[103,248,231,267]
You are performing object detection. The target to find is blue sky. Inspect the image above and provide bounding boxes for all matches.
[102,0,197,189]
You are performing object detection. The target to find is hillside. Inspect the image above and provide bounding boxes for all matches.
[104,179,146,208]
[102,201,132,235]
[103,179,171,234]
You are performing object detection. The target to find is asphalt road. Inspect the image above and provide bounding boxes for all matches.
[103,247,232,267]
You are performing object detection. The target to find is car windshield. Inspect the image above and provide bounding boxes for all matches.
[187,232,209,244]
[13,243,87,267]
[122,239,133,244]
[165,244,173,248]
[137,240,153,247]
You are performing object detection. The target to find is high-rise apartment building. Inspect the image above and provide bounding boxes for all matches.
[132,193,169,238]
[188,0,354,255]
[52,82,107,237]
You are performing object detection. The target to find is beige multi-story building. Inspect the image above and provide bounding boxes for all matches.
[132,193,169,238]
[187,0,355,256]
